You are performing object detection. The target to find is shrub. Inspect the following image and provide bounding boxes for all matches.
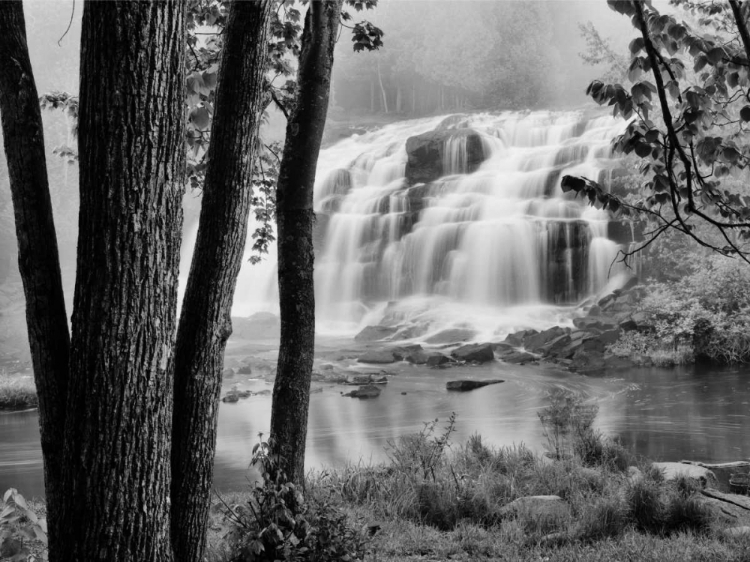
[538,389,598,462]
[224,438,370,562]
[0,488,47,561]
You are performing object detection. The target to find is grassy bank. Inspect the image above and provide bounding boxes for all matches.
[0,372,37,411]
[206,403,750,561]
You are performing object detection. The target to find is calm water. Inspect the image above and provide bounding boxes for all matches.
[2,359,749,497]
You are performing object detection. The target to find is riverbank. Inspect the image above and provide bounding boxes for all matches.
[205,421,750,562]
[0,372,36,411]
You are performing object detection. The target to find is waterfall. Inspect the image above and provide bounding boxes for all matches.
[230,111,630,339]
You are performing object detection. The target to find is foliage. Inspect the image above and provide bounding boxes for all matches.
[608,253,750,363]
[538,389,599,462]
[0,374,37,411]
[385,412,456,481]
[0,488,48,561]
[578,21,630,84]
[563,0,750,263]
[222,437,370,562]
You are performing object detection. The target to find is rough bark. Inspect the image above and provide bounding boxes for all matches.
[61,2,185,560]
[170,2,272,560]
[0,0,70,551]
[270,0,342,485]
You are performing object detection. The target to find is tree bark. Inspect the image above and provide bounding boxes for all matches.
[0,1,70,552]
[61,2,185,560]
[270,0,342,485]
[170,2,272,560]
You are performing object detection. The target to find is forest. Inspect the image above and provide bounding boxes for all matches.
[1,1,750,562]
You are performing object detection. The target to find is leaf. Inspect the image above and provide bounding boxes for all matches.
[706,47,725,65]
[190,106,211,130]
[740,106,750,122]
[560,175,585,193]
[629,37,645,54]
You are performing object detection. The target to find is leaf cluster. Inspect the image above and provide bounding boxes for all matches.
[0,488,48,561]
[569,0,750,263]
[222,437,370,562]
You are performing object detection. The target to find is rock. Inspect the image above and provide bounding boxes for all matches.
[222,393,239,403]
[498,350,537,364]
[701,489,750,511]
[619,318,638,332]
[344,384,382,399]
[505,329,538,347]
[237,363,252,375]
[426,353,453,367]
[631,311,651,328]
[524,326,566,352]
[346,375,388,385]
[405,128,486,185]
[720,526,750,539]
[499,495,570,529]
[451,343,495,363]
[391,344,423,361]
[222,367,235,379]
[572,316,618,332]
[686,461,750,491]
[435,114,469,130]
[598,329,621,345]
[627,466,643,484]
[406,349,446,365]
[423,328,477,344]
[539,334,572,358]
[354,325,398,342]
[358,350,397,364]
[651,462,716,486]
[446,379,504,391]
[587,305,602,317]
[569,349,606,374]
[492,341,515,353]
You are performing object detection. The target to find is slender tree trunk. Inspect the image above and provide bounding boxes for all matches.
[396,84,402,113]
[370,77,376,113]
[61,2,185,560]
[271,0,342,485]
[411,81,416,114]
[0,1,70,552]
[170,2,272,560]
[377,59,389,113]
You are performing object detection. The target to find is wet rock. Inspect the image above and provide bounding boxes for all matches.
[346,375,388,386]
[539,334,572,358]
[446,379,504,391]
[358,350,397,364]
[498,350,537,364]
[237,363,253,375]
[451,343,495,363]
[343,384,382,399]
[222,393,239,403]
[598,329,621,345]
[572,316,618,332]
[619,318,638,332]
[423,328,477,344]
[354,325,398,342]
[524,326,567,352]
[505,329,538,347]
[405,128,486,185]
[426,353,453,367]
[222,367,235,379]
[391,344,423,361]
[569,349,606,374]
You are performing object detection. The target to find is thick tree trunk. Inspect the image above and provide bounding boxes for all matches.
[0,0,70,552]
[61,2,185,561]
[270,0,342,485]
[170,2,272,561]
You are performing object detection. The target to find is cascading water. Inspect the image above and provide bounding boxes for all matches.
[230,111,632,340]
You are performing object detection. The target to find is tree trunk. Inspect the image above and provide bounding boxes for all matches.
[370,77,376,113]
[170,2,272,560]
[0,1,70,551]
[377,59,389,113]
[411,81,416,114]
[396,84,402,113]
[271,0,342,485]
[61,2,185,560]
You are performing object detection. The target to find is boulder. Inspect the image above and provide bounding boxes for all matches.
[572,316,618,332]
[505,329,538,347]
[222,367,235,379]
[346,375,388,386]
[651,462,716,486]
[499,495,570,530]
[539,334,572,358]
[354,325,398,342]
[222,393,239,403]
[498,350,537,364]
[358,350,397,364]
[405,128,486,185]
[524,326,567,352]
[426,353,453,367]
[451,343,495,363]
[619,318,638,332]
[569,349,606,374]
[343,384,382,399]
[423,328,477,344]
[406,350,446,365]
[598,329,621,345]
[446,379,504,391]
[391,344,423,361]
[237,363,252,375]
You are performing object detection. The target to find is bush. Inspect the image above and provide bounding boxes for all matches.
[224,439,370,562]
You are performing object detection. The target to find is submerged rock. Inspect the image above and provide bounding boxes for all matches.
[451,343,495,363]
[446,379,504,391]
[343,384,382,399]
[404,128,486,185]
[358,350,397,364]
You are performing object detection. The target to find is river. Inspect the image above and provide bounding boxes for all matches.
[2,337,748,497]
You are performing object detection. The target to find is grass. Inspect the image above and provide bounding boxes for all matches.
[0,372,37,410]
[206,407,748,562]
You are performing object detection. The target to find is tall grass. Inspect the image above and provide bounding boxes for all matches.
[0,374,37,410]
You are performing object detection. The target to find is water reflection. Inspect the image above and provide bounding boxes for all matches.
[2,363,749,497]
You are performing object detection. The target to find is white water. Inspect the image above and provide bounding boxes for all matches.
[196,111,632,340]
